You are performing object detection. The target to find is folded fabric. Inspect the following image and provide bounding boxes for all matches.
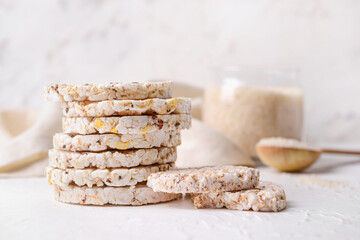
[172,82,203,120]
[176,119,255,168]
[0,102,62,177]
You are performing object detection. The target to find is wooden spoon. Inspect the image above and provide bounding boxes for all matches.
[256,137,360,172]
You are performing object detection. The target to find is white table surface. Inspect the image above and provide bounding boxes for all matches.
[1,155,360,240]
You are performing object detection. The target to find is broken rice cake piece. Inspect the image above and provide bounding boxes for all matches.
[191,181,286,212]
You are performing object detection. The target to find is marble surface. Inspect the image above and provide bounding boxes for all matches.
[0,0,360,147]
[1,155,360,240]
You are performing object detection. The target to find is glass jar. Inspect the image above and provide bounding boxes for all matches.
[203,67,303,158]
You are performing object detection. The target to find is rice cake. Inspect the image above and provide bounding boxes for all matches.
[44,82,172,102]
[191,181,286,212]
[49,147,177,169]
[53,131,181,151]
[46,163,173,187]
[147,166,259,194]
[62,114,191,134]
[53,184,181,206]
[61,97,191,117]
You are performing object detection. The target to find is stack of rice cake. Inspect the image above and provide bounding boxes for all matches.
[44,81,191,205]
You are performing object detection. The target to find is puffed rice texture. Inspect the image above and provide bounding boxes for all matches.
[62,114,191,134]
[49,147,177,169]
[53,184,181,206]
[44,82,172,102]
[61,97,191,117]
[46,163,174,187]
[53,131,181,151]
[147,166,260,194]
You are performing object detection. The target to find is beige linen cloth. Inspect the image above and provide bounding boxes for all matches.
[0,83,254,178]
[0,102,62,177]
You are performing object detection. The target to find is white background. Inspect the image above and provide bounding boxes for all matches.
[1,0,360,146]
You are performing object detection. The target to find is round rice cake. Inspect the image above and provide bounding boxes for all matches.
[53,131,181,151]
[191,181,286,212]
[44,82,172,102]
[49,147,177,169]
[46,163,173,187]
[61,97,191,117]
[62,114,191,134]
[53,184,181,206]
[147,166,260,194]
